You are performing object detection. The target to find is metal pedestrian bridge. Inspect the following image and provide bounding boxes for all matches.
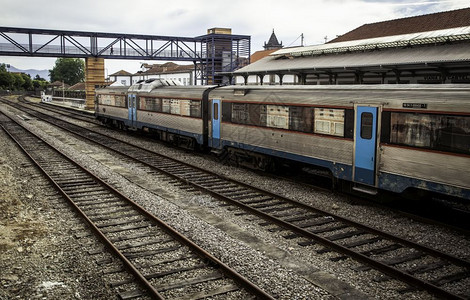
[0,26,250,63]
[0,26,250,108]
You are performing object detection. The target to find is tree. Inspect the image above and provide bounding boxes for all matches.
[34,74,46,81]
[21,73,33,90]
[49,58,85,86]
[12,73,25,90]
[0,64,14,90]
[33,79,48,90]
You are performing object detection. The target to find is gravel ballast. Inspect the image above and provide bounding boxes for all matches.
[1,98,469,299]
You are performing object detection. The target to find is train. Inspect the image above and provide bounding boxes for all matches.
[95,79,470,201]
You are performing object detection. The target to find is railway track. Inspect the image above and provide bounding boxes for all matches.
[21,97,97,124]
[4,98,470,299]
[0,110,272,300]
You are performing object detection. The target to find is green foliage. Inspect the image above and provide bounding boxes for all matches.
[0,64,15,90]
[21,73,33,90]
[13,73,25,90]
[32,74,48,90]
[0,63,44,91]
[34,74,46,81]
[32,79,48,89]
[49,58,85,86]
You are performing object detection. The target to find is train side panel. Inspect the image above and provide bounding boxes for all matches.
[210,85,470,200]
[96,105,128,122]
[379,146,470,198]
[220,123,353,179]
[137,111,204,144]
[95,86,129,127]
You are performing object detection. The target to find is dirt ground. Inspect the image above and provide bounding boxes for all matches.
[0,104,114,299]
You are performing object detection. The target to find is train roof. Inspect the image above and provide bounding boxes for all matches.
[211,84,470,113]
[218,83,470,92]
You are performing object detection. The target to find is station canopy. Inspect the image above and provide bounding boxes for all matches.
[232,26,470,76]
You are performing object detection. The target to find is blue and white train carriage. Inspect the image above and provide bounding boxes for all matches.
[96,79,213,149]
[96,81,470,200]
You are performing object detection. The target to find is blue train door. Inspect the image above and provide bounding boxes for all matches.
[128,94,137,127]
[211,99,221,148]
[354,106,378,186]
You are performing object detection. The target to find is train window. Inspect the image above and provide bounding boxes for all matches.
[213,103,219,120]
[289,106,314,133]
[360,112,373,139]
[180,100,191,116]
[344,109,354,139]
[190,100,201,118]
[170,99,180,115]
[222,102,232,122]
[139,97,161,112]
[266,105,289,129]
[248,104,263,126]
[232,103,249,124]
[99,94,113,106]
[390,112,470,154]
[162,99,171,113]
[314,108,345,137]
[380,111,391,143]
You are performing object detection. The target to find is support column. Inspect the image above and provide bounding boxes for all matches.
[85,57,105,110]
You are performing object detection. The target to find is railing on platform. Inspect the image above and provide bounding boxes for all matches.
[52,97,86,109]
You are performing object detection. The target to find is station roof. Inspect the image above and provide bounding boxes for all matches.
[230,8,470,77]
[233,42,470,75]
[109,70,133,77]
[329,7,470,43]
[271,26,470,57]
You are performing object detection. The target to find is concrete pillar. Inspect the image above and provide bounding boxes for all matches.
[85,57,105,110]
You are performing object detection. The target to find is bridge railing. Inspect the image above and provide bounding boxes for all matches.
[0,42,206,59]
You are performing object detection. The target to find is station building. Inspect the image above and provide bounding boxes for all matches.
[230,7,470,85]
[108,70,134,86]
[135,62,196,85]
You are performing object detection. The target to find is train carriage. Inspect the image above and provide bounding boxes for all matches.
[96,82,470,200]
[96,79,213,149]
[208,85,470,199]
[95,85,129,129]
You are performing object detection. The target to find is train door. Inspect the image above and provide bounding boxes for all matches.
[353,105,378,186]
[128,94,137,127]
[211,99,221,148]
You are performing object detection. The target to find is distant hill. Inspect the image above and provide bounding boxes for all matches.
[6,65,50,81]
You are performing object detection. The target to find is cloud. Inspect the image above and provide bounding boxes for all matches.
[1,0,469,73]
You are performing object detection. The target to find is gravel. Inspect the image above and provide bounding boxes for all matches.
[2,97,469,299]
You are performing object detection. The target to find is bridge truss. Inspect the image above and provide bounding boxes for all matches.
[0,26,250,84]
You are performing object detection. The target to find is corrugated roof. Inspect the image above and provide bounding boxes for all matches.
[109,70,132,76]
[49,81,70,88]
[143,62,193,75]
[68,82,85,90]
[251,49,278,63]
[272,26,470,57]
[330,7,470,43]
[234,43,470,74]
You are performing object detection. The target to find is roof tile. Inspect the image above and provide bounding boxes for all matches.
[330,7,470,43]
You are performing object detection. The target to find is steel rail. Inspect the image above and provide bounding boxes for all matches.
[11,98,470,267]
[0,110,274,300]
[5,98,469,299]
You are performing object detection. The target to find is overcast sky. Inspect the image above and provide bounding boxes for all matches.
[1,0,469,76]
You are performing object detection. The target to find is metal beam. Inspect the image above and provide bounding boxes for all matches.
[0,26,251,84]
